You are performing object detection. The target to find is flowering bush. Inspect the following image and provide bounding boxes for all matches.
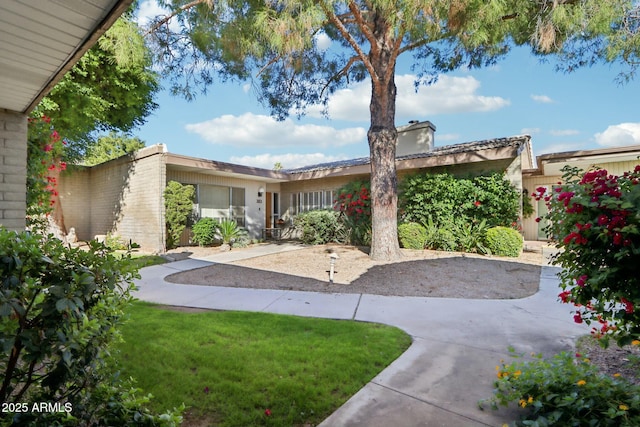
[532,165,640,346]
[26,115,68,230]
[334,180,371,246]
[480,349,640,426]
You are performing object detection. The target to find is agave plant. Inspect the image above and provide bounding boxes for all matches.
[216,219,248,246]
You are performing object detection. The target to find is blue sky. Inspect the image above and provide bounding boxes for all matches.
[134,2,640,170]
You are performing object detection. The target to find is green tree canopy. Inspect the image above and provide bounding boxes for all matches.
[33,16,159,161]
[83,132,146,166]
[144,0,634,260]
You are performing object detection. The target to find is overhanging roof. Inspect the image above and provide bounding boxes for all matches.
[0,0,133,114]
[527,144,640,176]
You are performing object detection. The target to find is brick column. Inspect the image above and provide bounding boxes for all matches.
[0,109,28,231]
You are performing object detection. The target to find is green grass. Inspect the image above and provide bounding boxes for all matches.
[129,254,168,269]
[115,302,411,426]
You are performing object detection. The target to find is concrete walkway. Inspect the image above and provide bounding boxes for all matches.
[134,243,589,427]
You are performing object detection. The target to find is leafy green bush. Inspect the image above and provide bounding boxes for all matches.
[399,171,520,229]
[192,217,219,246]
[485,226,522,257]
[480,349,640,426]
[164,181,195,249]
[398,222,427,249]
[421,216,458,252]
[105,232,128,250]
[0,228,181,425]
[294,210,347,245]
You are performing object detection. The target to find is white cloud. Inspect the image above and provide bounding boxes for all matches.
[531,94,554,104]
[314,32,332,51]
[595,123,640,147]
[306,74,510,122]
[229,153,351,169]
[521,127,541,135]
[185,112,366,148]
[550,129,580,136]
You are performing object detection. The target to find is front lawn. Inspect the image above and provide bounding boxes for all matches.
[116,302,411,426]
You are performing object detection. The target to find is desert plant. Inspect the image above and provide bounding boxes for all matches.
[216,219,249,246]
[164,181,195,249]
[398,222,427,249]
[481,349,640,426]
[421,216,458,251]
[294,210,347,245]
[485,226,523,257]
[192,217,219,246]
[454,219,491,254]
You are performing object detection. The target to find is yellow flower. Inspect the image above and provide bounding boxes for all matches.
[528,396,534,404]
[614,373,622,378]
[519,399,527,408]
[577,380,587,386]
[620,404,629,411]
[513,370,522,378]
[632,340,640,346]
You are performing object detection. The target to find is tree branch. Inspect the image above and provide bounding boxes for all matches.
[319,1,378,83]
[144,0,213,37]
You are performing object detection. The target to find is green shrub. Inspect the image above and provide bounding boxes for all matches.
[164,181,195,249]
[398,222,427,249]
[480,349,640,426]
[0,228,182,425]
[192,217,219,246]
[399,171,520,229]
[294,210,347,245]
[485,226,522,257]
[421,216,458,252]
[105,232,128,250]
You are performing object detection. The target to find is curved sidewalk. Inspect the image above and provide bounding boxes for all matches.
[134,244,589,427]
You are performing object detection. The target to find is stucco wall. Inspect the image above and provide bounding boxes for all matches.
[0,109,27,231]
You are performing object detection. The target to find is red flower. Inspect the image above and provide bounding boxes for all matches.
[43,144,53,152]
[613,232,623,245]
[597,215,609,226]
[203,386,209,394]
[59,161,67,171]
[42,115,51,123]
[535,217,541,223]
[264,409,271,416]
[48,164,57,171]
[621,298,634,314]
[576,275,588,287]
[574,313,583,324]
[474,200,482,207]
[559,290,572,303]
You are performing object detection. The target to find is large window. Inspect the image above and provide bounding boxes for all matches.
[297,190,334,213]
[197,184,245,226]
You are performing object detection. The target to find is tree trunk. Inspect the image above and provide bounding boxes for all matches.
[367,17,402,262]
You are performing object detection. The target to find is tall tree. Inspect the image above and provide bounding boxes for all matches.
[83,132,146,166]
[145,0,632,260]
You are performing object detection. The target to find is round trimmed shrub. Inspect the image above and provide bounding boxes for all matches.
[485,226,522,257]
[192,217,219,246]
[398,222,427,249]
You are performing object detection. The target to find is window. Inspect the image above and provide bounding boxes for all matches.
[297,190,334,213]
[197,184,246,226]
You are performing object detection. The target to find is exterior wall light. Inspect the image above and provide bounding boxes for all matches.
[258,186,265,197]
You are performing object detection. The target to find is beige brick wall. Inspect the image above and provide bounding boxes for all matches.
[59,145,167,252]
[0,109,28,231]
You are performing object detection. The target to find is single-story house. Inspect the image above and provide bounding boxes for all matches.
[58,120,538,252]
[56,120,640,253]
